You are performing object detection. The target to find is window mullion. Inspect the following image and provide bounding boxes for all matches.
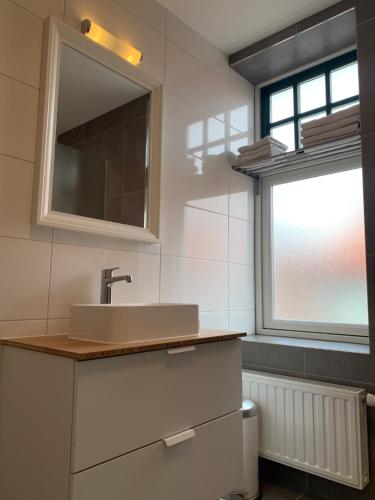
[293,82,299,149]
[261,49,358,147]
[325,70,332,115]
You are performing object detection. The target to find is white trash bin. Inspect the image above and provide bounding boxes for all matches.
[219,399,261,500]
[241,399,261,499]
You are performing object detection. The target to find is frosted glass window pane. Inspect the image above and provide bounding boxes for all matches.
[298,111,327,147]
[271,168,368,325]
[298,75,326,113]
[332,100,359,113]
[331,62,359,103]
[270,87,293,123]
[270,122,295,151]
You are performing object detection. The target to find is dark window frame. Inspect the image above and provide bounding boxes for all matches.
[260,50,359,150]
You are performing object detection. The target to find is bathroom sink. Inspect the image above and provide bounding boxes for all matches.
[69,303,200,343]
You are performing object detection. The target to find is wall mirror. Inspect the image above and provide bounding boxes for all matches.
[33,17,162,242]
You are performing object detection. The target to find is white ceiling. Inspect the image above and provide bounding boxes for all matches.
[158,0,341,54]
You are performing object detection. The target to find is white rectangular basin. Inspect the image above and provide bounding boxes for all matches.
[69,303,200,343]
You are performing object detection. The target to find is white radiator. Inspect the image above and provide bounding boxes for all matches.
[242,370,369,489]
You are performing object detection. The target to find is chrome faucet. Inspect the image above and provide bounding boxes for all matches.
[100,267,133,304]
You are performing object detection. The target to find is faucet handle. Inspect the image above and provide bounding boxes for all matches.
[102,267,120,278]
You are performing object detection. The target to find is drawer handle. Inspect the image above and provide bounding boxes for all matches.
[163,429,196,447]
[166,346,196,355]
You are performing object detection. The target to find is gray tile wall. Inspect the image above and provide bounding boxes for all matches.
[243,2,375,498]
[55,95,149,227]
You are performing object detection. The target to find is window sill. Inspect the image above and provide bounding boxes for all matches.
[242,334,370,355]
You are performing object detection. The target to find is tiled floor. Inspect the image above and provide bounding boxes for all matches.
[262,482,324,500]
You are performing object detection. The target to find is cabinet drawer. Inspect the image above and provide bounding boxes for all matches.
[71,339,242,472]
[70,411,243,500]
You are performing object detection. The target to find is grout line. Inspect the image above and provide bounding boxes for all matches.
[165,87,228,128]
[0,318,47,323]
[0,234,51,245]
[242,362,305,378]
[162,7,167,84]
[164,32,228,83]
[164,85,253,137]
[158,19,166,303]
[45,233,54,334]
[162,192,255,223]
[161,141,231,171]
[160,252,255,266]
[227,188,230,324]
[112,0,167,38]
[0,69,39,91]
[158,241,162,303]
[7,0,44,21]
[49,237,160,258]
[303,371,375,391]
[0,151,35,165]
[163,198,230,219]
[166,38,229,86]
[357,14,375,27]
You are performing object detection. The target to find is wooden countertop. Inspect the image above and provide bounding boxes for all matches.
[0,330,246,361]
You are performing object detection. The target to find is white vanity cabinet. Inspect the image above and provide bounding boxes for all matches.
[0,336,243,500]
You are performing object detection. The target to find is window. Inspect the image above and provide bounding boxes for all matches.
[256,158,369,343]
[261,51,359,151]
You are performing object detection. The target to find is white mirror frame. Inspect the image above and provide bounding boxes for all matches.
[33,16,162,243]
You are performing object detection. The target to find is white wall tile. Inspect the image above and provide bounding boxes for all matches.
[0,237,51,320]
[0,319,47,338]
[161,145,229,215]
[0,1,43,88]
[65,0,166,83]
[229,171,255,221]
[166,12,227,74]
[53,228,160,254]
[229,126,253,156]
[0,73,39,162]
[229,263,255,311]
[230,69,254,101]
[0,0,256,339]
[48,244,160,318]
[114,0,166,34]
[229,218,254,265]
[11,0,64,19]
[229,310,255,335]
[0,154,51,241]
[160,255,228,311]
[163,92,227,165]
[200,311,228,330]
[161,201,228,262]
[165,40,228,122]
[47,318,69,335]
[229,69,255,136]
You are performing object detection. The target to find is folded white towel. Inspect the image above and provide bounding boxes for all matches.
[238,143,285,157]
[302,122,360,148]
[303,132,360,148]
[302,104,360,132]
[238,135,288,154]
[301,114,360,138]
[237,147,285,165]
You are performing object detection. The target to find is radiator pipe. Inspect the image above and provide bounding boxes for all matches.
[366,393,375,407]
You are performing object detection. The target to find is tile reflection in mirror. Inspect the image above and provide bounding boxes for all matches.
[52,44,150,229]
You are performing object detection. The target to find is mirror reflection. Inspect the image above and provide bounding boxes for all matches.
[52,44,150,228]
